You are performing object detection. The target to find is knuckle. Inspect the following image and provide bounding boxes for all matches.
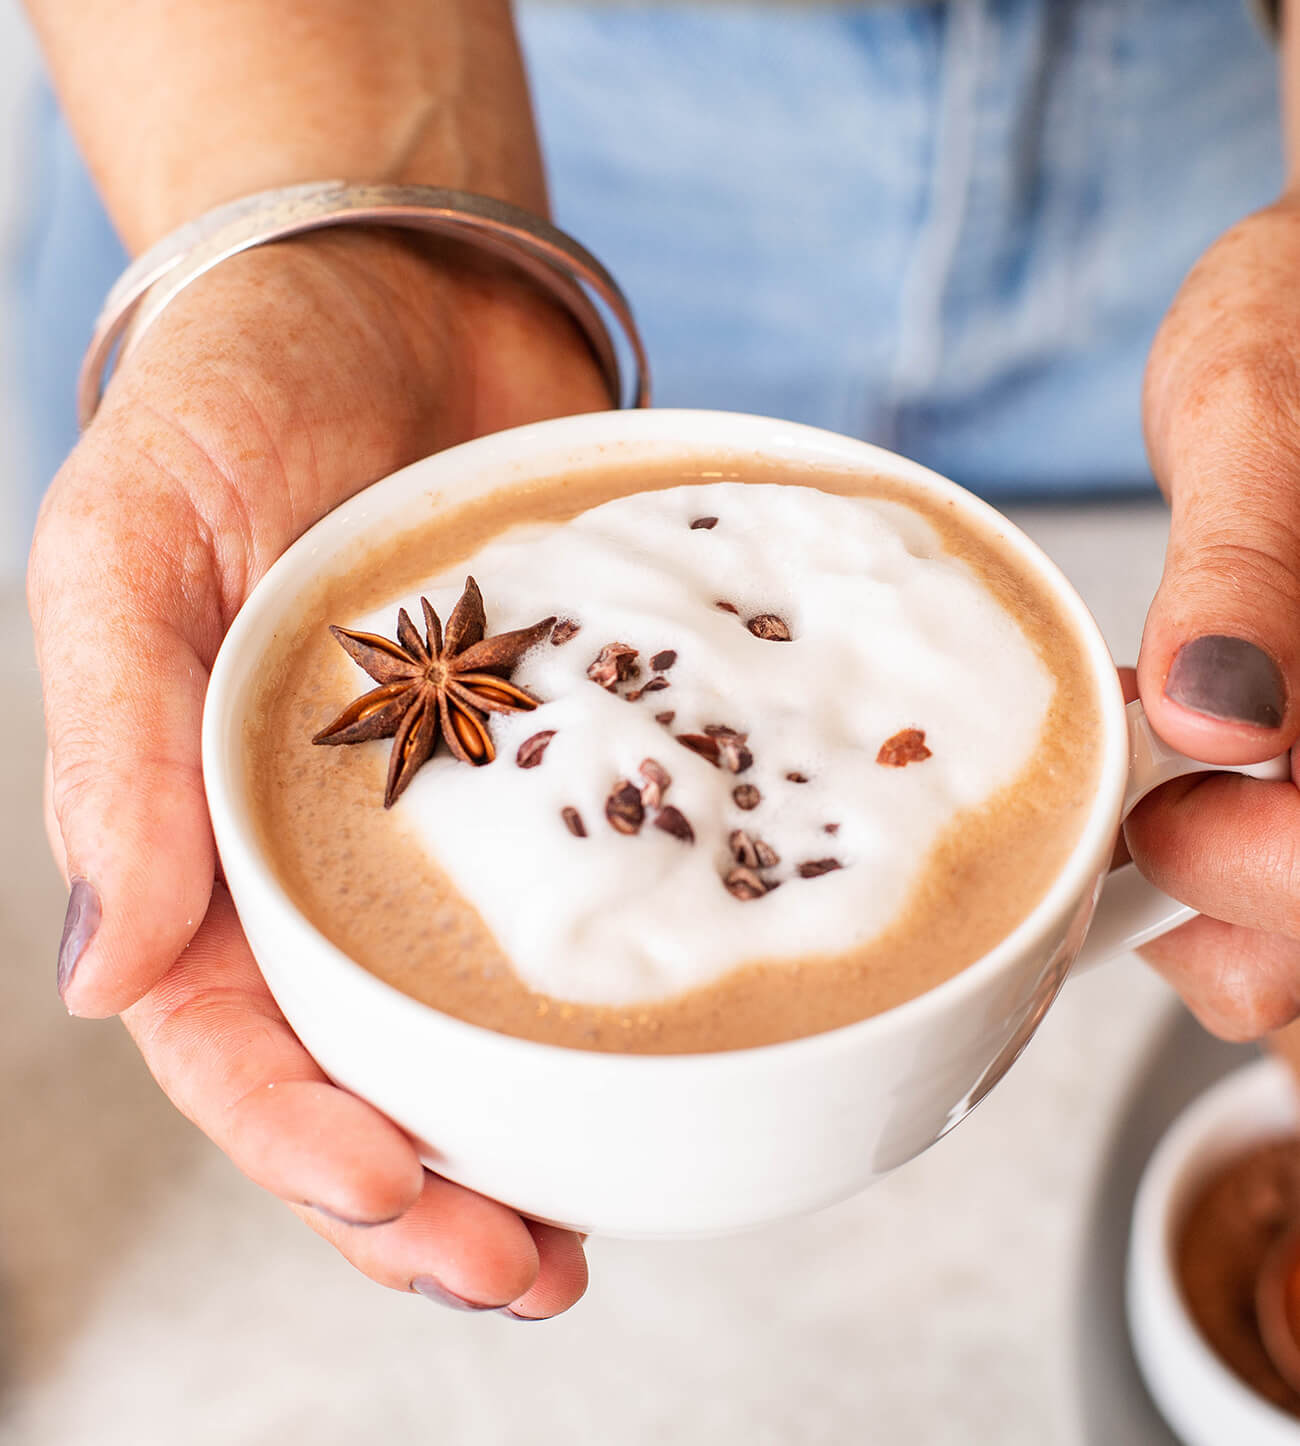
[27,479,112,610]
[48,740,202,848]
[143,983,286,1112]
[1147,203,1300,452]
[1202,984,1297,1042]
[28,426,230,623]
[1178,349,1300,448]
[1182,534,1300,614]
[1202,951,1300,1042]
[48,744,107,827]
[1273,841,1300,941]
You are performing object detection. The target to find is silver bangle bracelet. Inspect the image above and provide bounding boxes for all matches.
[77,181,652,429]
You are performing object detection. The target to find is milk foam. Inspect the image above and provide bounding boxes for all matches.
[350,483,1055,1006]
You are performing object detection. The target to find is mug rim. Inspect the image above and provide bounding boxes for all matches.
[202,407,1131,1069]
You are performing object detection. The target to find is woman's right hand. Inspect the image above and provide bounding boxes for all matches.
[27,228,610,1316]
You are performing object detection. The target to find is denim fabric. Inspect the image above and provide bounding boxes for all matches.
[6,0,1284,529]
[517,0,1282,493]
[11,81,127,522]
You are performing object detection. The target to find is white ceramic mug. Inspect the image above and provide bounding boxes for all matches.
[201,410,1290,1238]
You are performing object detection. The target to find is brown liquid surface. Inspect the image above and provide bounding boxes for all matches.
[1176,1139,1300,1418]
[248,455,1103,1054]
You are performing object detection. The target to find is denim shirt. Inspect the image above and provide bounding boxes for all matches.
[527,0,1281,30]
[9,0,1287,515]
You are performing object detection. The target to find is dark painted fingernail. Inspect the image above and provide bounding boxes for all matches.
[1165,635,1286,729]
[411,1275,495,1312]
[57,878,101,1000]
[305,1202,404,1229]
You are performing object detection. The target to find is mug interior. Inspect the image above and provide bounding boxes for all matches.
[202,408,1132,1063]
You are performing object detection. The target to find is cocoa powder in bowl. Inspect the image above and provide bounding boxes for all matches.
[1176,1137,1300,1417]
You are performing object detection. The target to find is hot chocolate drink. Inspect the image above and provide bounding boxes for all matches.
[246,454,1103,1053]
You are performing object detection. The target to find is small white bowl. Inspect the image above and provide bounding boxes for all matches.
[1127,1056,1300,1445]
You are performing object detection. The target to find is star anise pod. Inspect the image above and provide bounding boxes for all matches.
[312,576,555,807]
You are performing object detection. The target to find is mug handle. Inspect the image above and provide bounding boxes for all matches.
[1073,701,1292,971]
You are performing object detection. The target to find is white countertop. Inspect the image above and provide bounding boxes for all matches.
[0,496,1204,1446]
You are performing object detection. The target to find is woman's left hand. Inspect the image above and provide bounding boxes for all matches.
[1128,197,1300,1038]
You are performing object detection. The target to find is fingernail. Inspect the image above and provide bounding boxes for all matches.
[411,1275,495,1312]
[57,878,101,1001]
[1165,635,1286,728]
[306,1202,404,1229]
[498,1308,548,1322]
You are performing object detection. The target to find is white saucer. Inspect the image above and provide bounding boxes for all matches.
[1067,1001,1253,1445]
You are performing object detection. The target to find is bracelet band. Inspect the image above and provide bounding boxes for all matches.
[77,181,652,428]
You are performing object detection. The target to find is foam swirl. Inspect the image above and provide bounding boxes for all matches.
[352,483,1054,1006]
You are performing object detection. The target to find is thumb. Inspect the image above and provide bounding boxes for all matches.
[1138,212,1300,765]
[29,462,219,1018]
[1137,479,1298,765]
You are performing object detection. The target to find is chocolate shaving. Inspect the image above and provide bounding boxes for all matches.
[587,642,640,691]
[551,619,581,646]
[676,733,721,765]
[786,771,809,784]
[605,780,645,835]
[650,649,677,672]
[732,784,761,811]
[721,740,754,774]
[626,676,670,702]
[704,725,753,774]
[725,866,775,902]
[729,830,781,871]
[654,806,695,844]
[677,727,752,772]
[747,613,792,642]
[654,710,676,726]
[715,601,739,614]
[690,516,719,530]
[515,730,556,769]
[877,728,932,767]
[824,823,840,835]
[798,858,842,879]
[561,806,587,838]
[638,758,672,810]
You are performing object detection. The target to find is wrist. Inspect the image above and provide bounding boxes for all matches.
[303,226,613,427]
[87,186,622,444]
[100,224,610,496]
